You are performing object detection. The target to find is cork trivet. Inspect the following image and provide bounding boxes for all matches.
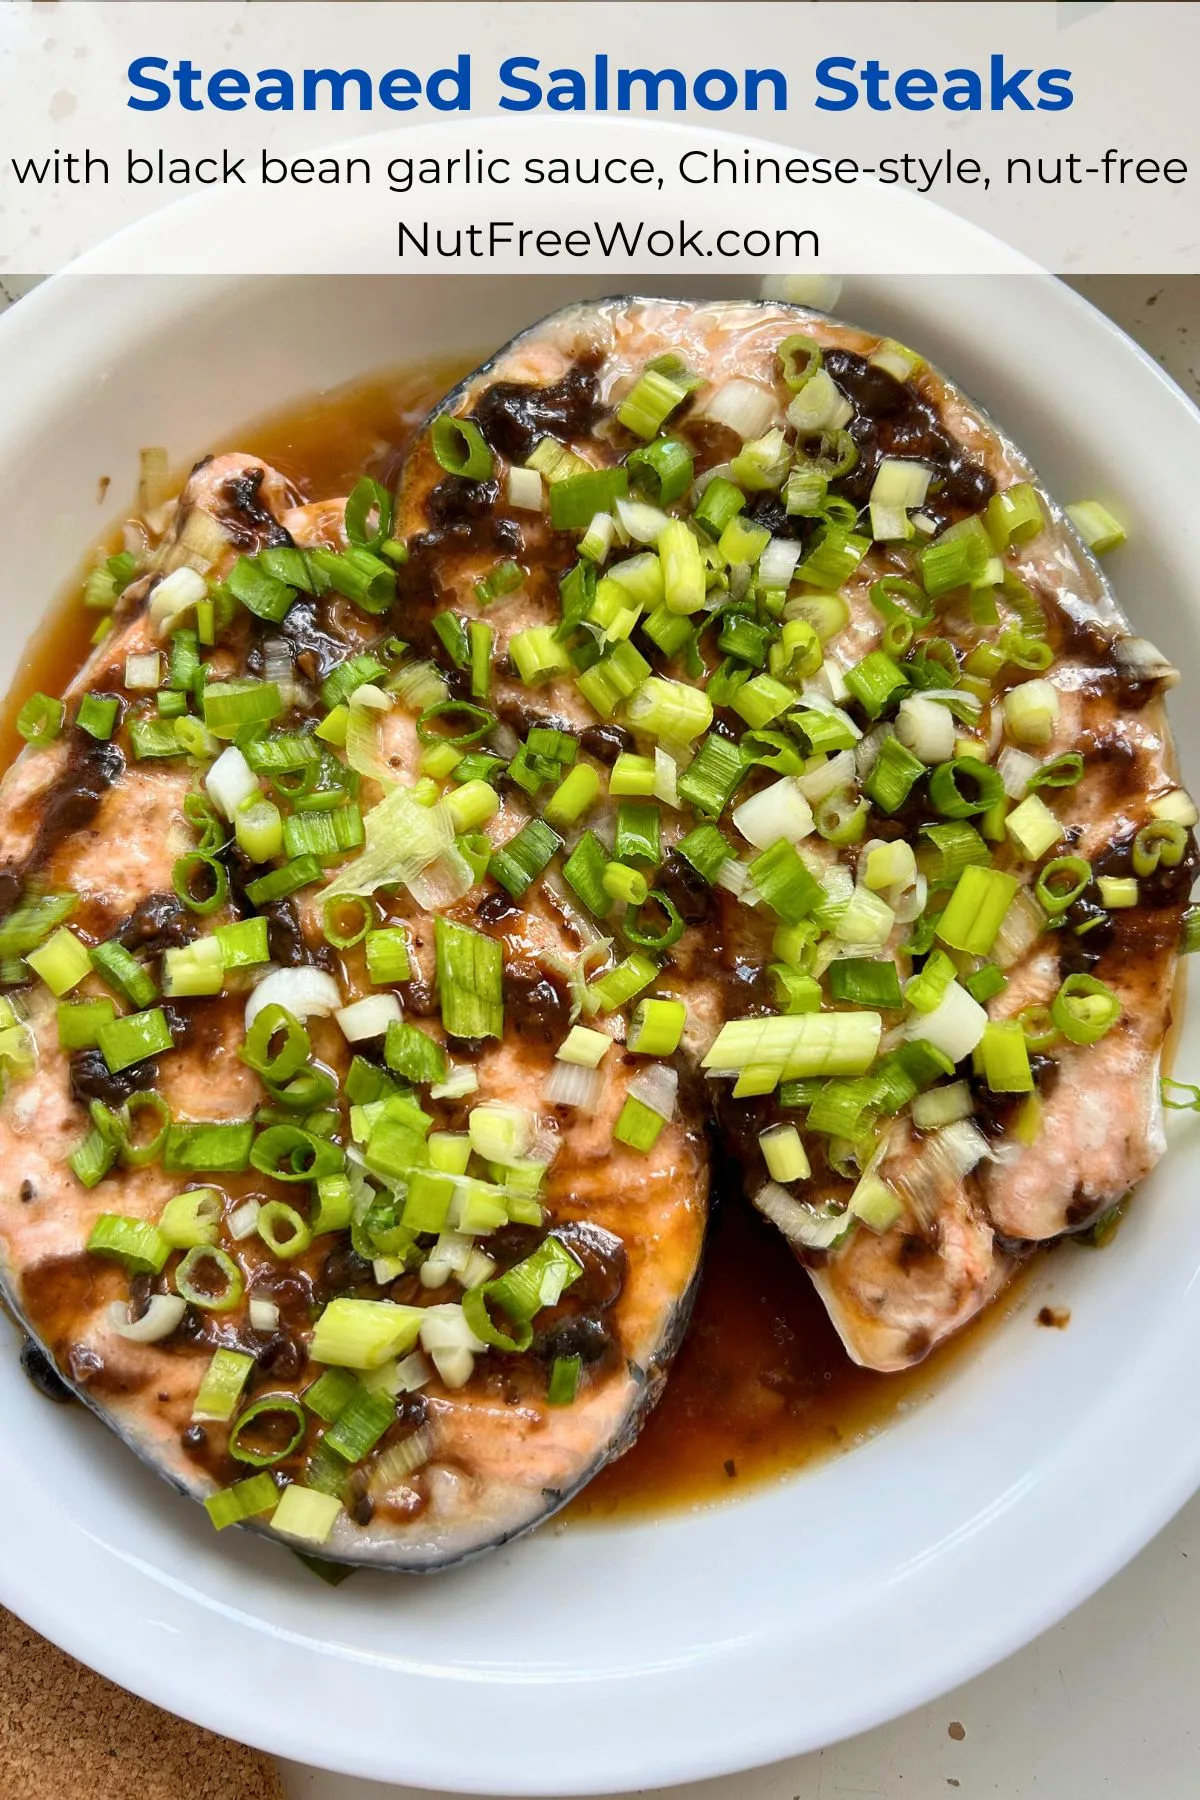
[0,1606,287,1800]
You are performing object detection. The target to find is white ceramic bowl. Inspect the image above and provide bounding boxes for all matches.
[2,159,1200,1796]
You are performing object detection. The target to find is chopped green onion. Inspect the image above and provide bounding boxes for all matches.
[562,831,611,917]
[311,1174,354,1236]
[796,524,868,590]
[749,840,823,925]
[1051,972,1121,1045]
[936,866,1019,956]
[678,733,748,818]
[509,625,572,688]
[435,917,503,1039]
[1034,855,1092,916]
[588,951,658,1014]
[364,926,411,985]
[433,610,470,669]
[86,1213,169,1274]
[623,890,684,953]
[270,1487,342,1545]
[227,555,295,625]
[544,762,601,829]
[964,964,1009,1005]
[228,1394,307,1468]
[627,997,686,1055]
[693,474,745,540]
[1067,500,1126,555]
[162,937,224,998]
[977,1020,1034,1093]
[576,640,651,717]
[548,467,629,530]
[985,483,1044,550]
[603,861,649,907]
[928,758,1005,819]
[311,1297,423,1369]
[245,855,322,905]
[175,1244,245,1312]
[250,1123,343,1184]
[202,680,282,738]
[384,1020,447,1087]
[1133,819,1187,878]
[193,1348,254,1423]
[864,737,925,814]
[77,693,120,740]
[17,692,65,748]
[489,819,561,899]
[1003,679,1059,748]
[57,996,116,1051]
[676,823,731,884]
[27,927,90,997]
[204,1473,279,1531]
[1005,792,1063,861]
[612,1094,667,1152]
[283,803,365,863]
[1029,753,1084,791]
[702,1012,882,1082]
[257,1200,314,1260]
[324,1389,396,1463]
[828,958,902,1009]
[919,520,991,597]
[160,1187,222,1249]
[172,851,230,916]
[241,1004,311,1083]
[547,1355,582,1406]
[97,1006,173,1074]
[163,1119,255,1174]
[304,1367,363,1422]
[431,414,493,480]
[617,363,693,439]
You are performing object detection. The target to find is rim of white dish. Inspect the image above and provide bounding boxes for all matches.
[0,119,1199,1795]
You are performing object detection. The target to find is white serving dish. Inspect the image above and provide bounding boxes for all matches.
[1,127,1200,1797]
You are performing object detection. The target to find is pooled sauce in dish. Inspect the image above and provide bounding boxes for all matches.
[0,360,1032,1518]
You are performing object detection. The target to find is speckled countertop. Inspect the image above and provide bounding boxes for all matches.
[1,273,1198,1800]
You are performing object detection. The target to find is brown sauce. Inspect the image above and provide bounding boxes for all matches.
[573,1197,1029,1521]
[0,358,1060,1519]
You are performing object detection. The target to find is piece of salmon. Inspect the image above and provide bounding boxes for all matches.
[390,297,1189,1374]
[0,449,706,1568]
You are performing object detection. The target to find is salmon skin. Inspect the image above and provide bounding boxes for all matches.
[0,296,1189,1570]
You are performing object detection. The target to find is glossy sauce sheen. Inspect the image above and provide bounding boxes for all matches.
[4,360,1017,1517]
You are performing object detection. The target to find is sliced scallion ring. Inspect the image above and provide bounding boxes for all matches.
[257,1200,313,1260]
[240,1003,311,1084]
[115,1091,171,1168]
[228,1395,307,1468]
[1132,819,1187,878]
[928,758,1005,819]
[344,475,394,550]
[1050,972,1121,1046]
[778,333,823,391]
[322,893,376,950]
[623,889,685,953]
[172,852,230,916]
[461,1283,534,1353]
[249,1123,344,1183]
[175,1244,244,1313]
[431,414,494,482]
[1034,855,1092,916]
[415,701,496,747]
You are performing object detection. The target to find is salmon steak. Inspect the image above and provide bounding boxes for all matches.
[0,295,1190,1565]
